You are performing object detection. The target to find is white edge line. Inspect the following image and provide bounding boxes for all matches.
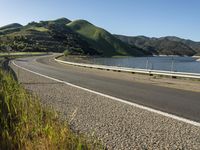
[12,60,200,127]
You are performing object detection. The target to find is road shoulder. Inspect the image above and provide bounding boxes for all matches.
[10,60,200,149]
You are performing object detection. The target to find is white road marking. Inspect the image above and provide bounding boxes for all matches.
[12,60,200,127]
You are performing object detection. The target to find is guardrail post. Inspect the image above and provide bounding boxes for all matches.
[146,57,149,70]
[171,56,174,72]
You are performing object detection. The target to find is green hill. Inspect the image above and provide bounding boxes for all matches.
[0,19,98,54]
[0,18,147,56]
[0,23,22,35]
[0,23,22,30]
[67,20,147,56]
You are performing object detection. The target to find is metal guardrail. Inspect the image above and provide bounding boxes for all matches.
[55,58,200,79]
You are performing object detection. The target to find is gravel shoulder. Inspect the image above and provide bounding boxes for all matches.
[11,61,200,149]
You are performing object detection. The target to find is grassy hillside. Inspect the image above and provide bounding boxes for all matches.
[115,35,197,56]
[0,19,98,55]
[0,23,22,35]
[0,23,22,31]
[67,20,147,56]
[0,18,147,57]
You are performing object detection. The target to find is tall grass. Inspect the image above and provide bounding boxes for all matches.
[0,70,103,149]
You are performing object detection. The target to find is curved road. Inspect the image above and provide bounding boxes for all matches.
[13,54,200,122]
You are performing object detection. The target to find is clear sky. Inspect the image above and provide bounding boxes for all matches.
[0,0,200,41]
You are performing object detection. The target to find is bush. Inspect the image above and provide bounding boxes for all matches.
[64,50,70,56]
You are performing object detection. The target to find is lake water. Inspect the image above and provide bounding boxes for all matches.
[88,56,200,73]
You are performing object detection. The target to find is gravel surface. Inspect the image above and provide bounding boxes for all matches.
[11,62,200,149]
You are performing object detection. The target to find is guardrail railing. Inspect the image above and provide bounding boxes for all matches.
[55,58,200,79]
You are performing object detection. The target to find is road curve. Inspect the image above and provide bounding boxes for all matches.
[13,54,200,122]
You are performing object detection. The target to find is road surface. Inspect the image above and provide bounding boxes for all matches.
[13,54,200,122]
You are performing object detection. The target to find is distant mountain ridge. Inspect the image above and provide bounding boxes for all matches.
[114,35,200,56]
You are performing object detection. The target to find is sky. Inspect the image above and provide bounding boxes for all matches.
[0,0,200,41]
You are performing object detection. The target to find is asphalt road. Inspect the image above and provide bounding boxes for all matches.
[13,54,200,122]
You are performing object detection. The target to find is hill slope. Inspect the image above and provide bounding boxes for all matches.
[115,35,198,56]
[0,23,22,35]
[0,19,101,54]
[67,20,148,56]
[0,23,22,30]
[0,18,146,56]
[162,36,200,55]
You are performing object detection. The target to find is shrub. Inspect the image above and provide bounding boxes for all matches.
[64,50,70,56]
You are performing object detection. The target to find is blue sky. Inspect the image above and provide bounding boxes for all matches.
[0,0,200,41]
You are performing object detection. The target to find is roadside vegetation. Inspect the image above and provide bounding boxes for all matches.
[64,50,70,56]
[0,63,104,149]
[0,52,48,57]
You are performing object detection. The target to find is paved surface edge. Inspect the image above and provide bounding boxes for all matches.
[12,60,200,127]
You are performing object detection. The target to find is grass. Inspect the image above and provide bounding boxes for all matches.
[0,52,48,57]
[28,27,49,32]
[67,20,105,40]
[0,69,104,149]
[0,58,4,66]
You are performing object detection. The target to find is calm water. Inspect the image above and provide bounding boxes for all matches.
[88,56,200,73]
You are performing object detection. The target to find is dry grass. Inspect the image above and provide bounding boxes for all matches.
[0,69,104,150]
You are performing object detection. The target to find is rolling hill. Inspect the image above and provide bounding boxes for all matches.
[0,23,22,30]
[0,18,103,55]
[0,23,22,35]
[67,20,148,56]
[115,35,199,56]
[0,18,146,56]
